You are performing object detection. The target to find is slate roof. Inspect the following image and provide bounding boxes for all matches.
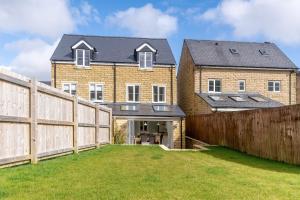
[104,103,185,117]
[51,34,176,65]
[197,93,283,109]
[185,39,297,69]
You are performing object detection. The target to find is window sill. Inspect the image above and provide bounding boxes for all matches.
[74,66,92,70]
[138,68,154,72]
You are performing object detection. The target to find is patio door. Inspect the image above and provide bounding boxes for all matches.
[166,121,174,148]
[127,120,135,144]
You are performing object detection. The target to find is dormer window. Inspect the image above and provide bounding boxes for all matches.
[76,49,90,67]
[139,52,152,68]
[135,43,156,69]
[72,39,94,68]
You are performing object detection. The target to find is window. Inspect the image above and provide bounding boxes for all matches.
[259,49,269,56]
[238,80,246,92]
[153,85,166,103]
[63,83,76,95]
[229,48,239,54]
[268,81,280,92]
[140,121,148,132]
[208,79,221,93]
[153,105,171,112]
[209,95,224,101]
[120,105,138,111]
[127,85,140,102]
[230,96,246,102]
[139,52,152,68]
[249,96,267,102]
[89,84,103,102]
[76,49,90,67]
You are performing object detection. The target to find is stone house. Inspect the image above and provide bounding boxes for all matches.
[178,40,297,115]
[50,34,185,148]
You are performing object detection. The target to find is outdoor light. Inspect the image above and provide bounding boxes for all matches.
[144,121,147,126]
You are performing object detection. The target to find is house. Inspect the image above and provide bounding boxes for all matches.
[50,34,185,148]
[178,39,297,115]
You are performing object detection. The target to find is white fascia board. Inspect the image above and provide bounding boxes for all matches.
[136,43,156,52]
[72,40,94,50]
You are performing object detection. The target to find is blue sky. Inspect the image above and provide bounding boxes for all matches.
[0,0,299,80]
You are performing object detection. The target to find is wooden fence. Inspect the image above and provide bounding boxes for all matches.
[0,69,112,167]
[186,105,300,165]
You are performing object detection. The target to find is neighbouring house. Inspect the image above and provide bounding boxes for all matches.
[178,39,297,115]
[50,34,185,148]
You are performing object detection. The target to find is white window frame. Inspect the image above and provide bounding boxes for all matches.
[208,79,221,93]
[152,85,166,103]
[126,84,140,103]
[268,81,281,92]
[139,52,153,69]
[89,83,104,102]
[76,49,90,67]
[238,80,246,92]
[62,82,77,95]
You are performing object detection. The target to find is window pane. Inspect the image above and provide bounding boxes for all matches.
[159,87,165,102]
[96,85,102,91]
[71,84,76,95]
[239,81,245,91]
[215,80,221,92]
[268,81,274,91]
[90,84,95,100]
[84,50,90,66]
[145,52,152,67]
[153,86,158,102]
[63,84,70,93]
[275,82,280,91]
[128,86,134,101]
[135,86,139,101]
[208,80,214,92]
[96,91,102,100]
[139,52,145,68]
[77,50,83,65]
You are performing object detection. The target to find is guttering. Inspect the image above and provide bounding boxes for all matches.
[197,65,297,71]
[211,108,254,112]
[51,60,175,68]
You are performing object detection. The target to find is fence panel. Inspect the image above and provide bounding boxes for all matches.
[0,69,112,168]
[186,105,300,165]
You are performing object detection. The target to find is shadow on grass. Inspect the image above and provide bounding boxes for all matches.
[202,146,300,174]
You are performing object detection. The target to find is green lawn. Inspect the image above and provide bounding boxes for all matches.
[0,145,300,200]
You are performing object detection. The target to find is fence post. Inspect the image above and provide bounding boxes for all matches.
[95,105,100,147]
[30,78,38,164]
[110,109,113,144]
[73,96,78,154]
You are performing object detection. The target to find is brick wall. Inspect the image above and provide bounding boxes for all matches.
[197,68,296,105]
[52,63,177,104]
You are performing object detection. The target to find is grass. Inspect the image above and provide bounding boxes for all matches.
[1,145,300,200]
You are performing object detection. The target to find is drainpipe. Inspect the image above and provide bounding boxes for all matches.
[170,66,174,105]
[113,63,116,103]
[289,71,292,105]
[199,67,202,93]
[54,63,57,88]
[180,118,183,149]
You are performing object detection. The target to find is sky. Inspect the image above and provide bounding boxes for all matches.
[0,0,300,80]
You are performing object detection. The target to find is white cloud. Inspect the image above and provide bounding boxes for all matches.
[0,0,74,39]
[4,39,59,80]
[106,4,177,38]
[0,0,100,39]
[200,0,300,44]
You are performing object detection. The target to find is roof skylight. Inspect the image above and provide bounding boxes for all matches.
[229,48,239,54]
[249,96,267,102]
[230,96,246,102]
[259,49,269,56]
[120,105,138,111]
[209,95,225,101]
[153,105,171,112]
